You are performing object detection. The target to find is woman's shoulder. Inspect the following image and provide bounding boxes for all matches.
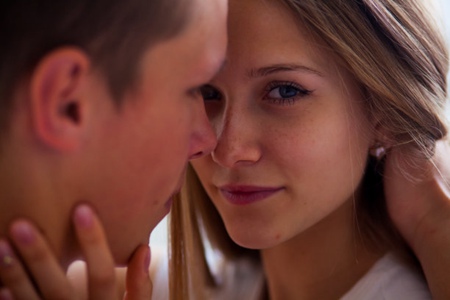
[341,253,431,300]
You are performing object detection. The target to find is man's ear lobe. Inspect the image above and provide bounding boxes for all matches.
[30,47,91,151]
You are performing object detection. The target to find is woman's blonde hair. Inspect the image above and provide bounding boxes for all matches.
[169,0,449,298]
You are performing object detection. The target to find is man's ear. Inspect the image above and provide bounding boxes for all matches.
[30,47,91,151]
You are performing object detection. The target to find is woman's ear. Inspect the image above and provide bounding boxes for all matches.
[370,120,394,160]
[30,47,91,151]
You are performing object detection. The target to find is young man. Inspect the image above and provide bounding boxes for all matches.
[0,0,227,298]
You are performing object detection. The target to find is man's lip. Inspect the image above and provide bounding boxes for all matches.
[165,187,182,209]
[165,197,174,209]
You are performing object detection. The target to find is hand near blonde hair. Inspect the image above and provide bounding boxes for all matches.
[0,204,152,299]
[385,140,450,300]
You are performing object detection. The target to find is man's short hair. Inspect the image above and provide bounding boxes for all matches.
[0,0,190,129]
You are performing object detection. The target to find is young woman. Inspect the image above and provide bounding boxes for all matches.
[169,0,449,298]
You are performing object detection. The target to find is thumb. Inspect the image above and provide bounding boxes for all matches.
[123,245,152,300]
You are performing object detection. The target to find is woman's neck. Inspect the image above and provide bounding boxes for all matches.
[260,200,385,300]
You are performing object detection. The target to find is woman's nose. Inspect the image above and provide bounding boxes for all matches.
[211,108,261,168]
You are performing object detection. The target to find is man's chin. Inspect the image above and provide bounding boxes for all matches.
[114,239,150,267]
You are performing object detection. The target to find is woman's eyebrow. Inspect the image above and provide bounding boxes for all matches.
[247,63,324,78]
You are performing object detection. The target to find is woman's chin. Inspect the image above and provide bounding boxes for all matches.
[227,226,285,250]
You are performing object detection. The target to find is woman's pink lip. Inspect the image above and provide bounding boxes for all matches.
[219,185,284,205]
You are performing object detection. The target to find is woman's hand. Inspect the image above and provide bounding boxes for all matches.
[384,140,450,249]
[385,140,450,300]
[0,204,152,299]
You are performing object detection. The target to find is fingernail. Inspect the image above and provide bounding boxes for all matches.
[73,204,94,229]
[144,246,151,273]
[0,240,14,268]
[0,288,13,300]
[10,221,35,246]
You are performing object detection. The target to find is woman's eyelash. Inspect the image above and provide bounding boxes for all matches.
[200,82,311,105]
[264,81,312,105]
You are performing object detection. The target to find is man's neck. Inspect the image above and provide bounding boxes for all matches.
[0,144,77,270]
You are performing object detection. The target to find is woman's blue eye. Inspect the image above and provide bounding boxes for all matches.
[269,85,299,98]
[265,82,311,105]
[267,83,309,99]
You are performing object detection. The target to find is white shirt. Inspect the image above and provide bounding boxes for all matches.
[341,253,431,300]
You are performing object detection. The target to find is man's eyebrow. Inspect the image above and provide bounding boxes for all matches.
[247,63,324,78]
